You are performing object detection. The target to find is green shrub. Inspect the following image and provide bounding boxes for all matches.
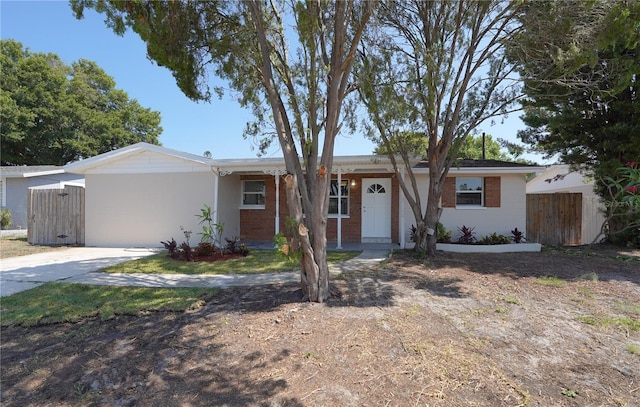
[0,209,11,229]
[437,222,452,243]
[479,232,511,245]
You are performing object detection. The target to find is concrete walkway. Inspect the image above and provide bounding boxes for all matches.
[0,247,160,297]
[0,247,389,297]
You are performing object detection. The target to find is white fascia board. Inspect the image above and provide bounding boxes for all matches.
[411,166,544,175]
[214,155,395,174]
[22,169,66,178]
[65,142,215,174]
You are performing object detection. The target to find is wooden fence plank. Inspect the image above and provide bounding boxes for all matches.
[526,193,582,246]
[27,186,85,245]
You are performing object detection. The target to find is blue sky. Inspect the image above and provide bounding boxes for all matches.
[1,1,546,163]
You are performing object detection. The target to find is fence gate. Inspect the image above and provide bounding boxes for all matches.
[526,193,582,246]
[28,185,85,245]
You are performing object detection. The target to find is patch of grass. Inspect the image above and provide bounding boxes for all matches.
[495,305,509,313]
[503,295,521,305]
[0,235,70,259]
[0,282,217,326]
[626,343,640,355]
[577,315,640,332]
[101,249,361,275]
[614,299,640,315]
[406,304,421,316]
[561,388,579,398]
[577,287,595,298]
[534,275,566,288]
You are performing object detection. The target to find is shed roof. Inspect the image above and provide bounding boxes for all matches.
[0,166,64,178]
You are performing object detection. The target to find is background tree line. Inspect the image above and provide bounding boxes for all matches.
[1,39,162,166]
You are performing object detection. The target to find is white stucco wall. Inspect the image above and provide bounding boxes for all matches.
[216,174,241,241]
[85,172,215,247]
[402,173,528,243]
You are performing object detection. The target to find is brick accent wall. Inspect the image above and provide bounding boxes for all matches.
[239,173,400,244]
[239,174,278,241]
[442,177,456,208]
[484,176,501,207]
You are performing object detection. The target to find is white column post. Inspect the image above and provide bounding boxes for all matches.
[212,167,220,226]
[337,169,343,250]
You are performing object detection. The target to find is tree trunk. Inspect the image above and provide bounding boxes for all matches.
[423,164,444,256]
[284,174,330,302]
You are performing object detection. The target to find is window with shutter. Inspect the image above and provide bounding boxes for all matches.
[442,176,501,208]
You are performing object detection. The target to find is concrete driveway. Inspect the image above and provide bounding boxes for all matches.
[0,247,159,297]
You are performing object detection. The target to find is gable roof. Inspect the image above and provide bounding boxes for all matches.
[62,142,545,176]
[64,143,215,174]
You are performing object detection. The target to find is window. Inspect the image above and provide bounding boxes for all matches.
[367,183,386,194]
[329,179,349,215]
[242,180,265,207]
[455,177,483,206]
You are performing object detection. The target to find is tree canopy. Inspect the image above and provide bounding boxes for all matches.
[0,39,162,166]
[71,0,373,302]
[513,0,640,173]
[357,0,524,254]
[373,132,513,161]
[511,0,640,244]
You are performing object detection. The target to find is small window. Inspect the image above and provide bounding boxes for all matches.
[329,179,349,215]
[242,180,265,207]
[456,177,483,206]
[367,183,386,194]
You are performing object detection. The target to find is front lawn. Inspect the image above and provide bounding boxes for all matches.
[0,283,216,326]
[100,249,361,275]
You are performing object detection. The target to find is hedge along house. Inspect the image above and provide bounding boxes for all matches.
[64,142,542,248]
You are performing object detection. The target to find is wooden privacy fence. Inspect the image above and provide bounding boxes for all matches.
[28,185,85,245]
[526,193,582,246]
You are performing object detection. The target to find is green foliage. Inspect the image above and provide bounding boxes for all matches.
[436,222,452,243]
[599,162,640,246]
[100,250,360,276]
[273,232,301,263]
[561,389,579,398]
[1,283,216,326]
[577,314,640,332]
[195,204,224,248]
[512,1,640,243]
[71,0,374,302]
[356,1,524,255]
[455,134,512,161]
[479,233,511,245]
[0,39,162,165]
[0,209,12,229]
[626,343,640,355]
[534,276,566,288]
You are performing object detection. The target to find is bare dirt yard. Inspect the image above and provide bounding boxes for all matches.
[2,246,639,406]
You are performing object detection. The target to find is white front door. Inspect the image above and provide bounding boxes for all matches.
[361,178,392,242]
